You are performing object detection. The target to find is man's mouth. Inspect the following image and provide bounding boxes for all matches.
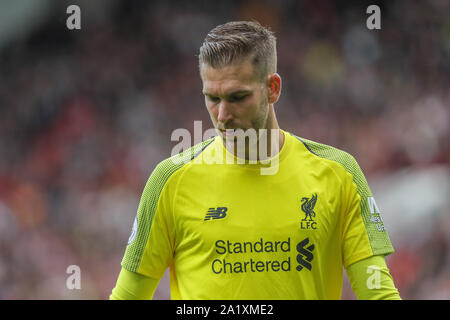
[220,129,237,137]
[220,128,250,138]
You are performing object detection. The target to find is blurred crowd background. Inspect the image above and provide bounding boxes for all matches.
[0,0,448,299]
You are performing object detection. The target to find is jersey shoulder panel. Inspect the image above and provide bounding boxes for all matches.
[121,137,216,272]
[291,134,358,183]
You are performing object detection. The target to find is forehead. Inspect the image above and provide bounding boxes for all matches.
[201,59,260,95]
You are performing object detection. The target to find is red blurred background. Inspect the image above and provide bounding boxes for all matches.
[0,0,448,299]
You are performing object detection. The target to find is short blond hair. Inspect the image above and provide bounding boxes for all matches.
[199,21,277,81]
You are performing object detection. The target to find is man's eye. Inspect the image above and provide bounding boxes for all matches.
[229,95,246,102]
[208,96,220,103]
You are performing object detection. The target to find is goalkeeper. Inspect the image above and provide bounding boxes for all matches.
[110,21,400,300]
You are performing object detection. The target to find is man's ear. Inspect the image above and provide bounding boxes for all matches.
[266,73,282,104]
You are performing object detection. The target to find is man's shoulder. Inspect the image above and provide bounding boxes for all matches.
[289,133,361,176]
[150,137,216,180]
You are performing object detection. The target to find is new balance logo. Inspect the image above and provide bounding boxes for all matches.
[204,207,228,221]
[296,238,315,271]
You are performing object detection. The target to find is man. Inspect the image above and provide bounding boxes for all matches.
[110,21,400,300]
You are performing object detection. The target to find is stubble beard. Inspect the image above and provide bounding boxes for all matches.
[222,97,272,161]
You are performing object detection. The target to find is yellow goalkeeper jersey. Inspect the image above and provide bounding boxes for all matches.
[121,130,394,299]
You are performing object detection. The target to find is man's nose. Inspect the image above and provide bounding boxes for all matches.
[217,101,233,124]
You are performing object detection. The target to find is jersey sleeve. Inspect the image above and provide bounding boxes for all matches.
[119,139,214,279]
[341,154,394,268]
[110,268,160,300]
[121,160,180,279]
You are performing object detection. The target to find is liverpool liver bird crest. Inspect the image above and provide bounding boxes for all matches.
[301,194,318,221]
